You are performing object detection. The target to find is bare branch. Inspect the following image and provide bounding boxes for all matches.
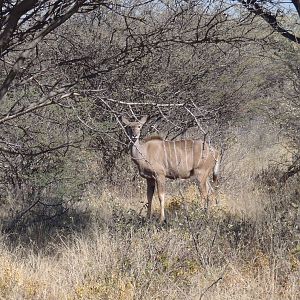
[237,0,300,44]
[292,0,300,17]
[98,96,185,107]
[0,89,76,125]
[0,0,38,54]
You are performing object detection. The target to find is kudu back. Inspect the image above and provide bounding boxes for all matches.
[122,116,221,223]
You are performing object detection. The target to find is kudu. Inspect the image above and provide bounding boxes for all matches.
[122,116,220,223]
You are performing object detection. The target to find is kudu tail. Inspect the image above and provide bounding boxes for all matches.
[213,150,222,183]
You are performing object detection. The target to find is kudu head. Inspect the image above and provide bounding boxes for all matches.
[121,116,148,142]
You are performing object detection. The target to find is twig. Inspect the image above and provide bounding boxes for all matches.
[199,276,223,300]
[82,93,186,107]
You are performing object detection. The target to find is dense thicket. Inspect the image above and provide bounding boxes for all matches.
[0,0,299,230]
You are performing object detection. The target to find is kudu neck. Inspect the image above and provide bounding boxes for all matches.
[130,138,144,161]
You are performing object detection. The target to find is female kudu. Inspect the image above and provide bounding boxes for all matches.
[122,116,220,223]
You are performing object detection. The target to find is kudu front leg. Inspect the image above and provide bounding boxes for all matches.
[156,176,166,223]
[146,179,155,219]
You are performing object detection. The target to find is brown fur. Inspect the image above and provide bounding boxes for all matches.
[143,135,163,142]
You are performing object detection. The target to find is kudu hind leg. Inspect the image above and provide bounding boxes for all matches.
[207,180,218,205]
[146,179,155,219]
[156,176,166,223]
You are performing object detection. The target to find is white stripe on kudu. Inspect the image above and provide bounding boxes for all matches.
[198,141,204,167]
[185,140,188,171]
[173,141,179,169]
[121,116,221,223]
[163,141,168,168]
[168,141,172,170]
[192,140,195,168]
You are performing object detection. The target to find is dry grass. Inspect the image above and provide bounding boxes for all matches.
[0,122,299,299]
[220,120,294,216]
[0,188,299,300]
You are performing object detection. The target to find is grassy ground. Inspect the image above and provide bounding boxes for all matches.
[0,123,299,299]
[0,193,299,300]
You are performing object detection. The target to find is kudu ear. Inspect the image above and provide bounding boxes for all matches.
[139,115,148,125]
[121,116,130,126]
